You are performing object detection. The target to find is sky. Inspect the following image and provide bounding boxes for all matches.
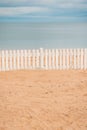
[0,0,87,22]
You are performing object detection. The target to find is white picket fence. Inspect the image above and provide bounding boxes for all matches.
[0,48,87,71]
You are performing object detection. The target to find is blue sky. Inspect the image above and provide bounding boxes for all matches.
[0,0,87,22]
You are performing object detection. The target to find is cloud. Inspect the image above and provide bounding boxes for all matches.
[57,2,87,9]
[0,6,49,16]
[0,0,87,10]
[0,0,86,5]
[0,0,87,21]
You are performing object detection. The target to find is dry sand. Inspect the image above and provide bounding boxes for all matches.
[0,70,87,130]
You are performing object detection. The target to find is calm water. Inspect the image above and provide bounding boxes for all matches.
[0,22,87,49]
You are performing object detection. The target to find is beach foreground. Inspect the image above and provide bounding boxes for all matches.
[0,70,87,130]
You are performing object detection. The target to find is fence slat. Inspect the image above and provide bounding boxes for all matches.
[27,50,30,69]
[24,50,27,69]
[0,51,1,71]
[52,49,55,69]
[70,49,72,69]
[32,49,35,69]
[81,49,83,69]
[84,49,87,69]
[40,48,44,69]
[59,49,62,70]
[48,49,51,69]
[55,49,58,69]
[9,50,13,70]
[63,49,66,70]
[5,50,9,71]
[73,49,76,69]
[77,49,80,69]
[36,50,39,69]
[1,51,5,71]
[66,49,69,69]
[13,50,16,70]
[45,49,48,70]
[20,50,23,69]
[17,50,20,70]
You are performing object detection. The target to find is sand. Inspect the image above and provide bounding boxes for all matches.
[0,70,87,130]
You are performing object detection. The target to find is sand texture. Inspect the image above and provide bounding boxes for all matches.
[0,70,87,130]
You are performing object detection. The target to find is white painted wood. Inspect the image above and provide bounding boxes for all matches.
[24,50,27,69]
[40,48,44,69]
[36,49,39,69]
[0,48,87,71]
[66,49,69,69]
[0,51,1,71]
[83,49,84,69]
[30,50,32,69]
[48,49,51,69]
[55,49,58,69]
[5,50,9,71]
[79,49,81,69]
[52,49,55,69]
[75,49,77,69]
[17,50,20,70]
[84,49,87,69]
[77,49,80,69]
[86,49,87,69]
[1,51,5,71]
[70,49,72,69]
[20,50,24,69]
[81,48,83,69]
[13,50,16,70]
[62,49,66,69]
[32,49,35,69]
[65,49,67,69]
[45,49,48,70]
[9,50,13,70]
[73,49,76,69]
[27,50,31,69]
[72,49,74,69]
[59,49,62,70]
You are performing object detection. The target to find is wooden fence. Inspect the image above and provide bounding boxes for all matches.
[0,48,87,71]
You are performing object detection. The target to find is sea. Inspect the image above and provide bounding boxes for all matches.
[0,22,87,50]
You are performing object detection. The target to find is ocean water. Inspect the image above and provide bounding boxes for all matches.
[0,22,87,49]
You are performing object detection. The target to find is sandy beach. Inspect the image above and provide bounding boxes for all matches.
[0,70,87,130]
